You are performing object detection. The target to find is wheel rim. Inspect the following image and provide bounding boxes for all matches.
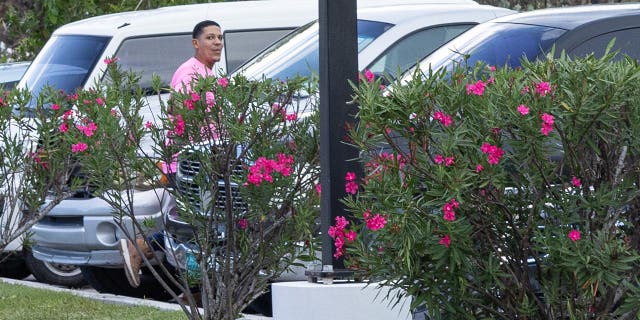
[43,262,82,277]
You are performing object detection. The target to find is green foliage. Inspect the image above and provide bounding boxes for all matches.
[0,0,221,62]
[0,282,186,319]
[343,52,640,319]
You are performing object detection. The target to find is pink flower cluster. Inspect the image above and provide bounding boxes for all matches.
[359,69,374,83]
[466,79,487,96]
[76,122,98,137]
[480,142,505,165]
[238,218,248,230]
[568,229,581,242]
[571,176,582,187]
[443,198,460,222]
[540,113,554,136]
[363,210,387,231]
[71,142,88,153]
[433,111,453,127]
[345,171,359,195]
[217,77,229,88]
[434,154,455,167]
[328,216,357,258]
[245,153,294,186]
[517,104,530,116]
[535,81,551,97]
[103,57,119,65]
[439,234,451,248]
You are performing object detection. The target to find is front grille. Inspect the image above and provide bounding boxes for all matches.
[176,150,248,214]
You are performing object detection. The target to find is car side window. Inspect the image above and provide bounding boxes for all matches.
[368,24,474,80]
[568,28,640,61]
[224,29,294,74]
[114,34,193,92]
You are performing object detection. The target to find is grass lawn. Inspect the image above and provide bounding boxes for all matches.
[0,281,187,319]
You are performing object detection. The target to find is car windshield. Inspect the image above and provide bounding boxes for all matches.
[408,22,567,76]
[18,35,110,108]
[238,19,393,80]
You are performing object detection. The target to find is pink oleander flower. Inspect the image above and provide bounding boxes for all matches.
[184,99,195,110]
[443,198,459,222]
[345,171,356,182]
[77,122,98,137]
[434,154,444,164]
[238,218,248,230]
[490,65,496,72]
[59,123,69,133]
[409,112,417,120]
[521,85,530,94]
[52,104,60,111]
[346,230,357,241]
[245,153,294,186]
[568,229,581,242]
[487,77,495,84]
[433,111,453,127]
[571,176,582,187]
[517,104,530,115]
[217,77,229,88]
[481,142,505,165]
[345,181,358,195]
[535,81,551,97]
[476,164,484,173]
[445,156,455,167]
[191,92,200,102]
[365,213,387,231]
[315,183,321,195]
[540,113,554,136]
[173,114,185,136]
[145,121,153,129]
[466,79,487,96]
[71,142,88,153]
[104,57,119,65]
[96,97,105,106]
[362,69,374,83]
[286,113,297,121]
[439,234,451,248]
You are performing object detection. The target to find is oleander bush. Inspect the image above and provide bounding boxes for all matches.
[54,60,320,320]
[338,52,640,319]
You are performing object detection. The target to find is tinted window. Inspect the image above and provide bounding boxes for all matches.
[368,24,473,80]
[224,29,294,74]
[419,22,566,73]
[569,28,640,60]
[114,34,193,91]
[239,20,393,81]
[20,35,109,98]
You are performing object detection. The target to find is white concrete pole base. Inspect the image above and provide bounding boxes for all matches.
[272,281,412,320]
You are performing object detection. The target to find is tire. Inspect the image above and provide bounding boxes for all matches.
[0,252,31,279]
[24,250,86,287]
[81,265,174,301]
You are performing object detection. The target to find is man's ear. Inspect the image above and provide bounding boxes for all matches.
[192,38,198,49]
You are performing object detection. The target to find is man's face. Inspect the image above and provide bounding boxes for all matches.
[194,25,224,65]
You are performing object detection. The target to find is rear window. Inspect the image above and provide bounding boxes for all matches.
[224,29,295,74]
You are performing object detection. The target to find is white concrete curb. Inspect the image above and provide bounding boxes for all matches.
[0,277,271,319]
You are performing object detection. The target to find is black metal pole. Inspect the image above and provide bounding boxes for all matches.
[318,0,359,271]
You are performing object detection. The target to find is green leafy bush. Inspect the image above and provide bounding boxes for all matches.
[340,52,640,319]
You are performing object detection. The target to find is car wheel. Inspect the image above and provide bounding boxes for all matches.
[80,266,174,301]
[0,252,31,279]
[24,250,86,287]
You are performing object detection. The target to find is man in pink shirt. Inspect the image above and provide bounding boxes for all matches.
[171,20,223,93]
[119,19,224,289]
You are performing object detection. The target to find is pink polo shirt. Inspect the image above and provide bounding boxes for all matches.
[170,57,213,93]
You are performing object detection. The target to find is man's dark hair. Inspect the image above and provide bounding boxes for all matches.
[192,20,221,39]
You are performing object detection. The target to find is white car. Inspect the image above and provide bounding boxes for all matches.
[237,3,515,83]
